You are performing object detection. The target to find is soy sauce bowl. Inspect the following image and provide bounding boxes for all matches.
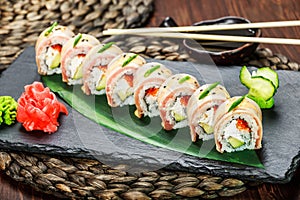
[161,16,262,65]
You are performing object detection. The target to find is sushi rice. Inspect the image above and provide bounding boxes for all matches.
[110,71,136,106]
[40,44,62,75]
[86,67,106,95]
[194,105,216,140]
[217,114,259,152]
[82,43,123,95]
[214,96,262,153]
[165,93,191,129]
[138,85,160,117]
[35,25,74,75]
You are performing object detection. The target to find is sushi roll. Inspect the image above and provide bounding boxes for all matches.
[187,83,230,142]
[82,42,123,95]
[214,96,263,153]
[133,62,172,118]
[35,22,75,75]
[61,33,100,85]
[157,74,200,130]
[106,53,146,107]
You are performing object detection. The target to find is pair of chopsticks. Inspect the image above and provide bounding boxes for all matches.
[103,20,300,45]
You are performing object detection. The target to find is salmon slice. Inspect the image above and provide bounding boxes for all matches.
[180,95,190,106]
[124,74,133,87]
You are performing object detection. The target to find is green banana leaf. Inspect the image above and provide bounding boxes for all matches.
[43,74,264,168]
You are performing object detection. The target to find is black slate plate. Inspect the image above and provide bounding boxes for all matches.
[0,47,300,183]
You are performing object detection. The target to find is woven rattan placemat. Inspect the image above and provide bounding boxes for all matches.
[1,151,262,199]
[1,0,300,199]
[0,0,154,71]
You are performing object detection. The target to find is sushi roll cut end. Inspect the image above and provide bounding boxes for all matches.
[187,84,230,142]
[133,62,173,118]
[214,96,263,153]
[106,53,146,107]
[61,33,100,85]
[35,24,75,75]
[158,74,200,130]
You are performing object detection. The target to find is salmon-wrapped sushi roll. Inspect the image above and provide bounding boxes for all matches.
[187,83,230,142]
[133,62,172,118]
[214,96,263,153]
[82,42,123,95]
[35,22,75,75]
[106,53,146,107]
[61,33,100,85]
[157,74,200,130]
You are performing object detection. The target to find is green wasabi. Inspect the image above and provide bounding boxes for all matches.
[0,96,18,126]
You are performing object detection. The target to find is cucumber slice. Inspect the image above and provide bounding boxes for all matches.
[248,76,276,101]
[240,66,279,89]
[240,66,278,108]
[199,122,213,134]
[247,95,274,109]
[239,66,252,88]
[49,53,61,69]
[73,64,83,80]
[228,137,245,149]
[255,67,279,89]
[172,111,186,122]
[96,76,106,91]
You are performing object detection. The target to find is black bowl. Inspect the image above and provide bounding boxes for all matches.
[160,16,262,65]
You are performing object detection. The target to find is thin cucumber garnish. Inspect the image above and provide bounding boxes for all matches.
[144,65,160,77]
[240,66,279,109]
[178,75,190,84]
[198,81,220,100]
[228,96,245,112]
[73,33,82,47]
[98,42,114,53]
[254,67,279,89]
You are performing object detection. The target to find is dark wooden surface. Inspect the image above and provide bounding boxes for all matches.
[149,0,300,64]
[1,0,300,199]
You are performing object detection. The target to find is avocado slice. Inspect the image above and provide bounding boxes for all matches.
[73,63,83,80]
[49,53,61,69]
[172,111,186,122]
[117,91,126,101]
[199,122,213,134]
[117,89,132,101]
[228,137,245,149]
[117,91,128,101]
[96,76,106,91]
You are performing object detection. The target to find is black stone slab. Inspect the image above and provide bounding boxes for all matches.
[0,47,299,183]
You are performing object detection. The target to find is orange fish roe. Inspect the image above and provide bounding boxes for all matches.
[236,119,250,132]
[51,44,62,52]
[145,87,159,97]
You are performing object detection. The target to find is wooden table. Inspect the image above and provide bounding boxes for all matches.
[150,0,300,64]
[1,0,300,199]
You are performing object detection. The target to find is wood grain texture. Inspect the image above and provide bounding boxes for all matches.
[0,172,54,200]
[1,0,300,199]
[148,0,300,63]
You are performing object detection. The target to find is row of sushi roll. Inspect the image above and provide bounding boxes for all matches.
[35,22,263,153]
